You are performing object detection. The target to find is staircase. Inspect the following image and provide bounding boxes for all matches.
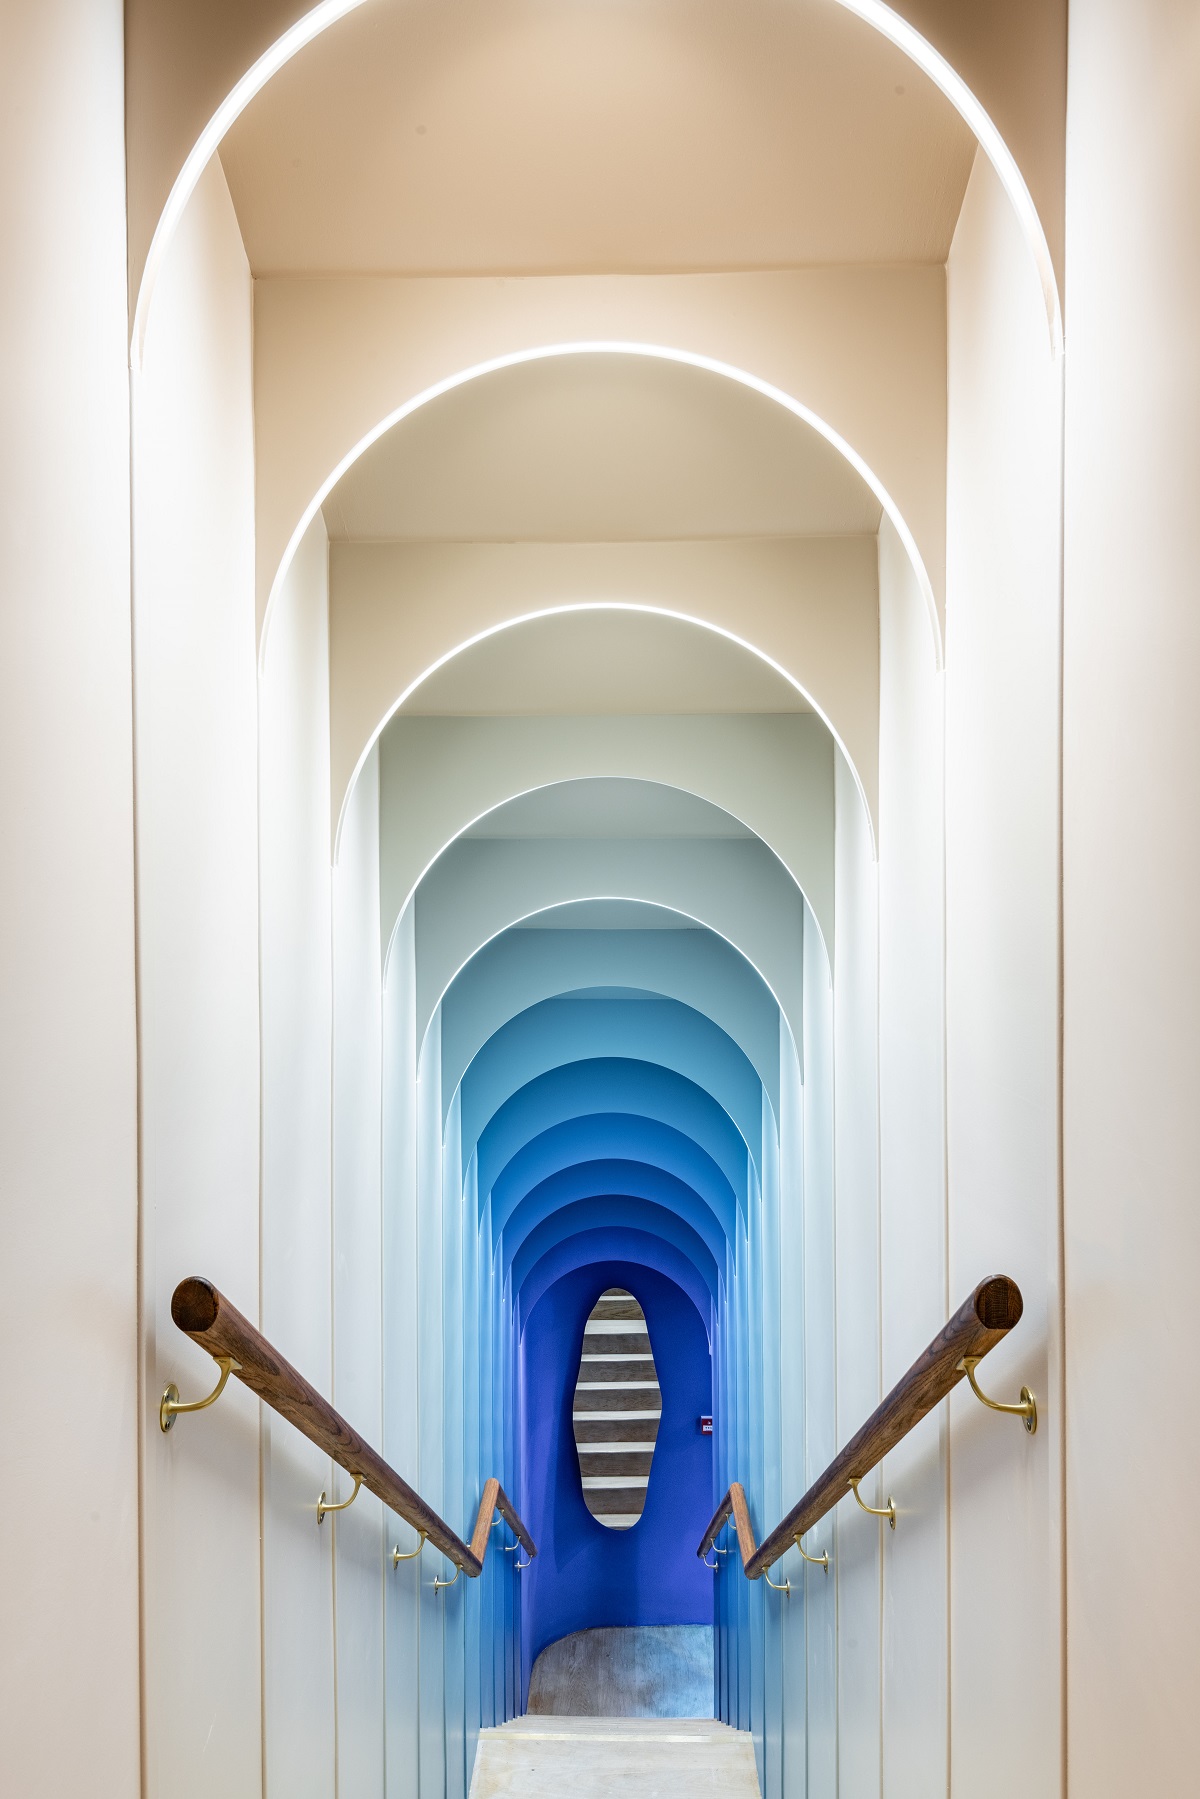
[469,1715,761,1797]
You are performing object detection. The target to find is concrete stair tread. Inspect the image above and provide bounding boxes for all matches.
[469,1716,761,1797]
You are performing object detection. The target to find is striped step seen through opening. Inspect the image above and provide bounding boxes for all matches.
[572,1288,659,1529]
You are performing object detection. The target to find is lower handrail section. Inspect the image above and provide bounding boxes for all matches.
[698,1274,1032,1579]
[166,1276,536,1576]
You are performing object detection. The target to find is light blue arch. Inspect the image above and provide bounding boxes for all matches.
[411,834,809,1053]
[460,995,764,1175]
[441,924,785,1116]
[477,1060,754,1216]
[378,718,835,952]
[486,1114,741,1255]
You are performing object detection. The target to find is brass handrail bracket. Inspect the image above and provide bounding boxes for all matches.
[160,1354,241,1433]
[318,1473,363,1523]
[392,1530,427,1568]
[433,1563,462,1592]
[795,1533,829,1573]
[958,1356,1037,1434]
[850,1476,896,1530]
[763,1567,790,1595]
[698,1276,1031,1577]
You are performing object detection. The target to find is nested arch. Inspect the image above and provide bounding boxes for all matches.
[395,790,825,1055]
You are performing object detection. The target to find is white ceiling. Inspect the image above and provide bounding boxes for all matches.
[465,779,755,839]
[221,0,975,276]
[322,352,883,542]
[402,608,810,715]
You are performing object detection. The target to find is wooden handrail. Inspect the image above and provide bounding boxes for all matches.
[698,1274,1025,1578]
[170,1277,536,1575]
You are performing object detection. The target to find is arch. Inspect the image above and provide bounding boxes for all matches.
[517,1228,714,1335]
[459,996,765,1175]
[830,0,1062,346]
[265,338,939,675]
[404,830,815,1051]
[129,0,1063,390]
[344,581,873,854]
[129,0,369,368]
[508,1190,722,1302]
[478,1062,754,1220]
[486,1114,743,1256]
[439,920,784,1121]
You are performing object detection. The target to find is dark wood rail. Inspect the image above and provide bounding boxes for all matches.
[698,1274,1024,1578]
[170,1276,535,1575]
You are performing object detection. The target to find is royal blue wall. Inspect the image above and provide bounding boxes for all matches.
[518,1257,714,1686]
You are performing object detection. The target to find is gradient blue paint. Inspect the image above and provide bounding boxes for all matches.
[517,1260,714,1693]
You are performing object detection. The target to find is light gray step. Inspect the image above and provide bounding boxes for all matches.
[469,1717,761,1798]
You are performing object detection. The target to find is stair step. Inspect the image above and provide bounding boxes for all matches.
[469,1717,761,1798]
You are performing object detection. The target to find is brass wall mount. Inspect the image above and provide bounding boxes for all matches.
[958,1356,1037,1433]
[763,1566,790,1595]
[433,1563,462,1591]
[849,1476,896,1530]
[392,1530,427,1567]
[317,1474,362,1523]
[795,1533,829,1573]
[160,1354,241,1433]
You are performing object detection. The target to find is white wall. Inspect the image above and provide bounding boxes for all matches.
[133,155,261,1798]
[0,4,139,1793]
[801,918,837,1795]
[833,751,882,1799]
[945,150,1063,1795]
[332,743,385,1796]
[382,902,424,1795]
[259,512,336,1796]
[876,513,947,1799]
[1063,4,1200,1790]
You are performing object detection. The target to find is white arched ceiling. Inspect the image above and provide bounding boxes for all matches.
[128,0,1063,356]
[256,313,945,660]
[377,728,836,950]
[325,353,881,831]
[222,0,975,274]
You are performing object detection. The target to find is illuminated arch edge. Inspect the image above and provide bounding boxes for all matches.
[129,1,370,369]
[832,0,1061,351]
[265,338,940,704]
[130,2,1062,396]
[401,887,812,1080]
[336,600,876,869]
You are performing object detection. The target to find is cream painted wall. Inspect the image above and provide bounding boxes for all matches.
[255,268,947,642]
[945,151,1062,1795]
[329,538,879,833]
[833,750,882,1799]
[801,913,838,1794]
[0,4,139,1794]
[133,156,262,1798]
[259,513,337,1797]
[1063,4,1200,1791]
[332,742,385,1796]
[876,513,947,1799]
[382,902,424,1794]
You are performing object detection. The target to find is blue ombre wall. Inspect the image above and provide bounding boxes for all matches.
[518,1257,714,1687]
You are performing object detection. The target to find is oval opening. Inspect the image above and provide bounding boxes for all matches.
[572,1288,660,1530]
